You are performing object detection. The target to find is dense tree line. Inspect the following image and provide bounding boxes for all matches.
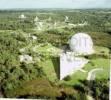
[73,79,109,100]
[0,32,46,97]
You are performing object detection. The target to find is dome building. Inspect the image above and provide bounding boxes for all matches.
[69,33,94,55]
[19,14,26,19]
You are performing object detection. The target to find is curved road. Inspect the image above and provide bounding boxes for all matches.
[87,68,103,81]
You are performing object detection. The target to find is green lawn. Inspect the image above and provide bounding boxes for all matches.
[39,58,58,81]
[84,58,110,78]
[33,43,61,56]
[94,46,110,55]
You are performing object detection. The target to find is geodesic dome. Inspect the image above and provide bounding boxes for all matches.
[69,33,94,55]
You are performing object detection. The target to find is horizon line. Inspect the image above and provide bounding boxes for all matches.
[0,7,111,10]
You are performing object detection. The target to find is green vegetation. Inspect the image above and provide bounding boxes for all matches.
[0,9,110,99]
[73,79,109,100]
[61,58,109,86]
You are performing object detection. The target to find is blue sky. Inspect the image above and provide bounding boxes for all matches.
[0,0,111,9]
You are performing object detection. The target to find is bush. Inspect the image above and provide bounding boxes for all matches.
[63,75,71,81]
[84,54,109,59]
[5,78,79,99]
[76,79,109,100]
[5,78,61,98]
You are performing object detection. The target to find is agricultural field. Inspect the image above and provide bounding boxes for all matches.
[0,9,110,99]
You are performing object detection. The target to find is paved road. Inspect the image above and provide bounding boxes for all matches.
[87,68,103,81]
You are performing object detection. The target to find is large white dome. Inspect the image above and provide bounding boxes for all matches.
[69,33,94,55]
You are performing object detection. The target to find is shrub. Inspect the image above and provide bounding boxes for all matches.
[63,75,71,81]
[76,79,109,100]
[6,78,61,98]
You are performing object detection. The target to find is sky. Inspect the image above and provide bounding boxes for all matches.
[0,0,111,9]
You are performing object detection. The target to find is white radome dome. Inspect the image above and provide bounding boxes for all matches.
[69,33,94,55]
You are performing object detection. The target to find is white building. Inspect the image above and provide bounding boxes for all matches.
[69,33,94,55]
[19,55,33,64]
[19,14,26,19]
[32,35,37,40]
[60,52,89,80]
[34,16,39,22]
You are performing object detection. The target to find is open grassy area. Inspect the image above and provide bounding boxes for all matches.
[94,46,110,55]
[39,58,58,81]
[33,43,61,56]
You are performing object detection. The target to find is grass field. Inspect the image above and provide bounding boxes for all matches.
[39,58,58,81]
[94,46,110,56]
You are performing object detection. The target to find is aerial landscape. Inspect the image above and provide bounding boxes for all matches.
[0,0,110,100]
